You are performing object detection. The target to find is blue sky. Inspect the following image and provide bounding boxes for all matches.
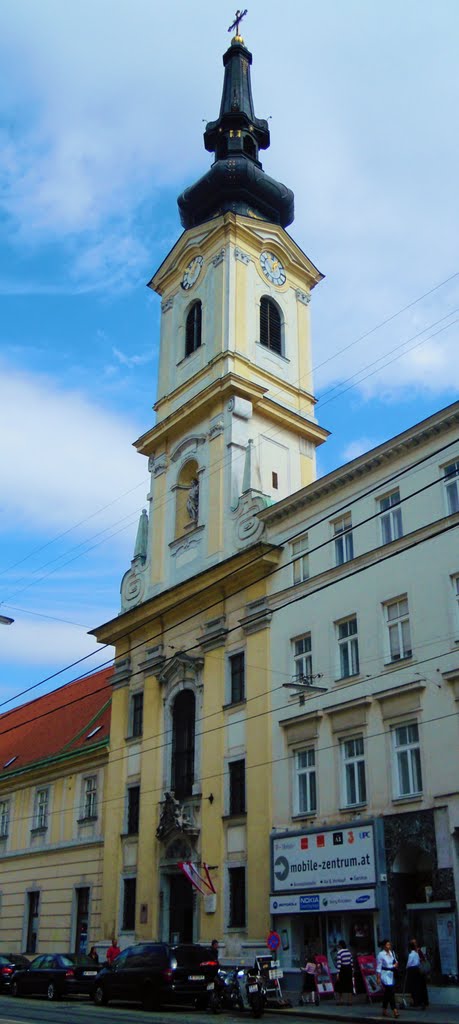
[1,0,458,705]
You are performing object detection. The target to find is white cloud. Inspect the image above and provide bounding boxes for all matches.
[112,347,152,369]
[0,363,147,536]
[341,437,379,463]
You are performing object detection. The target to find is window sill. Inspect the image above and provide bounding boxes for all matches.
[124,733,143,743]
[292,812,316,822]
[392,793,423,805]
[227,925,247,933]
[223,699,247,711]
[176,344,205,368]
[339,802,367,812]
[383,655,413,668]
[222,813,247,823]
[334,673,361,684]
[120,831,139,838]
[30,826,47,835]
[77,816,98,824]
[256,340,290,364]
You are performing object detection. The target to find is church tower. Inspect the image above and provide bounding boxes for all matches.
[120,19,328,612]
[95,17,329,956]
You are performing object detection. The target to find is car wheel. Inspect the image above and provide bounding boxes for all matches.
[47,982,60,1001]
[93,984,108,1006]
[11,980,20,997]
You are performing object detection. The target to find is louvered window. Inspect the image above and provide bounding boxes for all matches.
[185,301,202,357]
[260,297,282,354]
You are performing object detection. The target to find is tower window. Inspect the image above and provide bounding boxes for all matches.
[185,301,202,357]
[243,135,256,159]
[260,297,282,355]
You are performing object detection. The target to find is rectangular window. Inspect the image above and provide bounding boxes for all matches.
[337,617,359,678]
[34,788,49,830]
[379,489,403,544]
[341,736,366,806]
[333,513,354,566]
[0,799,9,838]
[26,891,40,954]
[393,722,422,797]
[229,652,245,704]
[385,597,412,661]
[452,574,459,634]
[295,749,317,815]
[293,634,312,683]
[83,776,97,819]
[228,866,246,928]
[229,760,246,815]
[444,460,459,514]
[292,534,309,585]
[130,692,144,738]
[127,785,140,835]
[122,877,136,931]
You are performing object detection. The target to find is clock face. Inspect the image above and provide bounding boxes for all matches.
[181,255,203,290]
[260,250,286,286]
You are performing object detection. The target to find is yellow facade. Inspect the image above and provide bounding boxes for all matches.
[0,670,111,955]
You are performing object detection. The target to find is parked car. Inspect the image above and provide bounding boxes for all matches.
[0,954,30,991]
[93,942,218,1010]
[11,953,99,1000]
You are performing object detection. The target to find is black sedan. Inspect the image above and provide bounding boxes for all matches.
[0,954,30,991]
[11,953,99,1000]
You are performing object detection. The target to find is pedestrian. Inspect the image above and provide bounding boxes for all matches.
[335,939,353,1006]
[106,937,121,965]
[406,938,429,1008]
[376,939,399,1019]
[299,952,319,1006]
[88,945,99,965]
[211,938,219,963]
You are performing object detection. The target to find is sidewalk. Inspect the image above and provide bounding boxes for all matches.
[268,993,459,1024]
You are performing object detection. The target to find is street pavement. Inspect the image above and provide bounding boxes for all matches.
[1,992,459,1024]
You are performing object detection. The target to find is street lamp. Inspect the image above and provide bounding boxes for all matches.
[0,615,14,625]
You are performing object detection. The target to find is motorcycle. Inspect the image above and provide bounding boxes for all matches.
[210,963,265,1017]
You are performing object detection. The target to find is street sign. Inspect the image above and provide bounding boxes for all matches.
[267,930,281,951]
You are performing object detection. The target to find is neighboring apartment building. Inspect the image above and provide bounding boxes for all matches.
[0,667,112,954]
[261,402,459,981]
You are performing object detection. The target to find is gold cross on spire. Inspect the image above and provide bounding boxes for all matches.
[228,9,247,38]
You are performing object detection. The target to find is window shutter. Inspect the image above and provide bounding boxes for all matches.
[260,297,281,354]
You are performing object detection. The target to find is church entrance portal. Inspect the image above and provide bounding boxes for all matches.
[169,873,194,943]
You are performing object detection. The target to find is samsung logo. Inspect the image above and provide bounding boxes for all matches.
[355,894,370,904]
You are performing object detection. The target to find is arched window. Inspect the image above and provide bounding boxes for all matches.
[260,296,282,355]
[185,301,202,357]
[172,690,195,799]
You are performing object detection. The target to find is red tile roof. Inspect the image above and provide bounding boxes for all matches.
[0,666,113,775]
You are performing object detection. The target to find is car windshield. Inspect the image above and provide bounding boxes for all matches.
[0,956,10,965]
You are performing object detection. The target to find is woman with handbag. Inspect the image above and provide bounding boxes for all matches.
[407,938,429,1009]
[376,939,399,1019]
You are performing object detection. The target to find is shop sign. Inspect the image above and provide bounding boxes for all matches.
[272,825,375,891]
[269,888,376,914]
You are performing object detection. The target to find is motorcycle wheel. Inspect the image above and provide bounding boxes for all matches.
[250,992,264,1018]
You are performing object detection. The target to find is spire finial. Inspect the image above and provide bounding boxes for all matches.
[228,8,247,43]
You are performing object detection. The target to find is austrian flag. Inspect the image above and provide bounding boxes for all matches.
[178,861,217,895]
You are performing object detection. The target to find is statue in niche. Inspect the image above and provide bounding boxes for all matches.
[156,792,192,840]
[186,478,199,523]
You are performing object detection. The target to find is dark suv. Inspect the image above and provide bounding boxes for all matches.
[93,943,218,1009]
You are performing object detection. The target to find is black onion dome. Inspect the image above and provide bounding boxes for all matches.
[177,35,294,230]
